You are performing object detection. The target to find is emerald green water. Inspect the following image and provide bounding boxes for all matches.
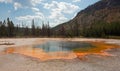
[35,41,94,52]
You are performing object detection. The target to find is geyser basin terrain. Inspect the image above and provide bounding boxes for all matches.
[3,40,119,61]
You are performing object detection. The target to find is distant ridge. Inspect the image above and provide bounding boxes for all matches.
[54,0,120,32]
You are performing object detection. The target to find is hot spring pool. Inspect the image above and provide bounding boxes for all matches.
[34,40,95,52]
[3,40,117,61]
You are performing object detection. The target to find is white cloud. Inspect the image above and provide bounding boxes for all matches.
[44,2,56,9]
[35,12,44,17]
[59,2,80,14]
[31,7,44,20]
[0,0,24,11]
[15,11,45,26]
[49,9,68,26]
[0,0,43,10]
[31,7,40,12]
[15,13,45,27]
[16,15,42,21]
[30,0,43,6]
[14,2,22,10]
[44,1,79,14]
[16,10,44,21]
[73,0,81,2]
[44,1,79,26]
[0,0,12,3]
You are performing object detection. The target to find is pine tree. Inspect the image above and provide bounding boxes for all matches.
[7,18,15,37]
[24,26,29,36]
[31,19,35,36]
[0,20,7,37]
[47,22,51,37]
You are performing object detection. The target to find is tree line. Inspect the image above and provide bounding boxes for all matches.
[0,18,51,37]
[0,18,120,38]
[83,21,120,37]
[54,20,120,38]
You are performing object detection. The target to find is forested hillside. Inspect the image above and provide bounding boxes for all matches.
[53,0,120,37]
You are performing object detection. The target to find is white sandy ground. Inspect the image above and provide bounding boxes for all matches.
[0,38,120,71]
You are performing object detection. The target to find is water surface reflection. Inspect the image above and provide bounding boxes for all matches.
[35,41,93,52]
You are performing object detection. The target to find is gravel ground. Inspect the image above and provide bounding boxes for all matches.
[0,38,120,71]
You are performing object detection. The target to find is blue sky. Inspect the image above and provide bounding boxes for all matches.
[0,0,99,27]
